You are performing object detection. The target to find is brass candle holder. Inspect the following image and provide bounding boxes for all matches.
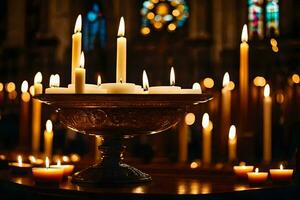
[36,94,212,185]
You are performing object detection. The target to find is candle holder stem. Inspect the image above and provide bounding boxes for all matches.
[72,135,151,185]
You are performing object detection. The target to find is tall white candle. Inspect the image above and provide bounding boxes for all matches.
[34,72,43,95]
[116,17,126,83]
[228,125,237,162]
[263,84,272,163]
[72,15,82,84]
[32,72,42,154]
[44,120,53,158]
[202,113,213,165]
[221,72,231,154]
[75,52,86,93]
[19,80,30,149]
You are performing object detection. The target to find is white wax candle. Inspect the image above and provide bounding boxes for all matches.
[34,72,43,96]
[100,83,137,94]
[75,52,86,94]
[45,87,74,94]
[72,15,82,84]
[263,84,272,163]
[228,125,237,162]
[44,120,53,158]
[116,17,126,83]
[202,113,213,165]
[181,82,202,94]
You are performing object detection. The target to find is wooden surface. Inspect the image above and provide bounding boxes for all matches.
[0,168,299,200]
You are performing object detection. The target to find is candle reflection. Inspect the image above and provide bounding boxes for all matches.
[132,186,146,194]
[177,181,187,194]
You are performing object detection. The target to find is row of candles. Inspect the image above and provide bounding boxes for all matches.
[8,155,77,183]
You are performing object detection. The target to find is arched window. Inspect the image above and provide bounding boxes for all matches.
[248,0,264,39]
[266,0,279,36]
[83,3,106,51]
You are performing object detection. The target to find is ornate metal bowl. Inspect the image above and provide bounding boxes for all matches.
[36,94,212,185]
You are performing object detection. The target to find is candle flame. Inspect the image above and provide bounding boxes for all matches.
[97,75,102,86]
[222,72,230,88]
[228,125,236,140]
[45,157,49,168]
[57,159,61,167]
[253,76,266,87]
[118,17,125,37]
[143,70,149,91]
[29,155,36,163]
[192,82,202,93]
[46,120,53,132]
[17,155,22,167]
[264,84,270,97]
[255,168,259,173]
[170,67,175,86]
[49,75,54,88]
[280,164,283,170]
[54,74,60,87]
[74,14,82,33]
[202,113,209,128]
[80,52,85,68]
[21,80,28,93]
[34,72,42,84]
[29,85,35,96]
[241,24,248,42]
[62,155,70,162]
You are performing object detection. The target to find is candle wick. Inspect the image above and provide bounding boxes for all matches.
[120,79,123,84]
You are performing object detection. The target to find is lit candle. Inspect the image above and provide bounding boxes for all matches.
[270,164,294,183]
[143,70,149,92]
[32,73,42,154]
[34,72,43,95]
[202,113,213,165]
[44,120,53,158]
[116,17,126,83]
[148,67,181,94]
[9,155,32,174]
[50,160,74,177]
[263,84,272,163]
[19,80,30,149]
[28,155,44,166]
[72,14,82,84]
[32,157,64,183]
[221,72,231,154]
[181,82,202,94]
[228,125,237,162]
[239,24,249,132]
[75,52,86,93]
[97,75,102,86]
[247,168,268,184]
[45,74,73,94]
[233,162,254,178]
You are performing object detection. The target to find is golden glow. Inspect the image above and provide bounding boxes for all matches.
[143,70,149,91]
[70,154,81,162]
[168,23,176,31]
[270,38,277,47]
[156,3,169,15]
[172,9,180,17]
[222,72,230,88]
[0,83,3,92]
[229,125,236,140]
[34,72,42,84]
[28,155,36,163]
[62,155,70,163]
[21,81,28,93]
[190,161,199,169]
[239,162,246,166]
[202,113,209,128]
[45,157,50,168]
[97,75,102,86]
[253,76,266,87]
[49,74,60,87]
[118,17,125,37]
[280,164,283,170]
[147,12,155,20]
[151,0,159,3]
[276,93,284,104]
[234,185,247,191]
[132,186,145,194]
[190,181,200,194]
[80,52,85,68]
[29,85,35,96]
[192,82,201,92]
[17,155,22,167]
[264,84,270,97]
[185,113,195,126]
[272,46,279,53]
[241,24,248,42]
[6,82,16,93]
[228,81,235,91]
[57,159,61,167]
[141,27,151,35]
[21,92,30,102]
[170,67,175,86]
[153,22,163,29]
[292,74,300,84]
[8,90,17,100]
[255,168,259,173]
[46,120,53,132]
[74,14,82,33]
[203,78,214,89]
[201,183,211,194]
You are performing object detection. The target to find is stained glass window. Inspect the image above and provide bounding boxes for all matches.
[266,0,279,36]
[248,0,264,39]
[140,0,189,35]
[83,3,106,51]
